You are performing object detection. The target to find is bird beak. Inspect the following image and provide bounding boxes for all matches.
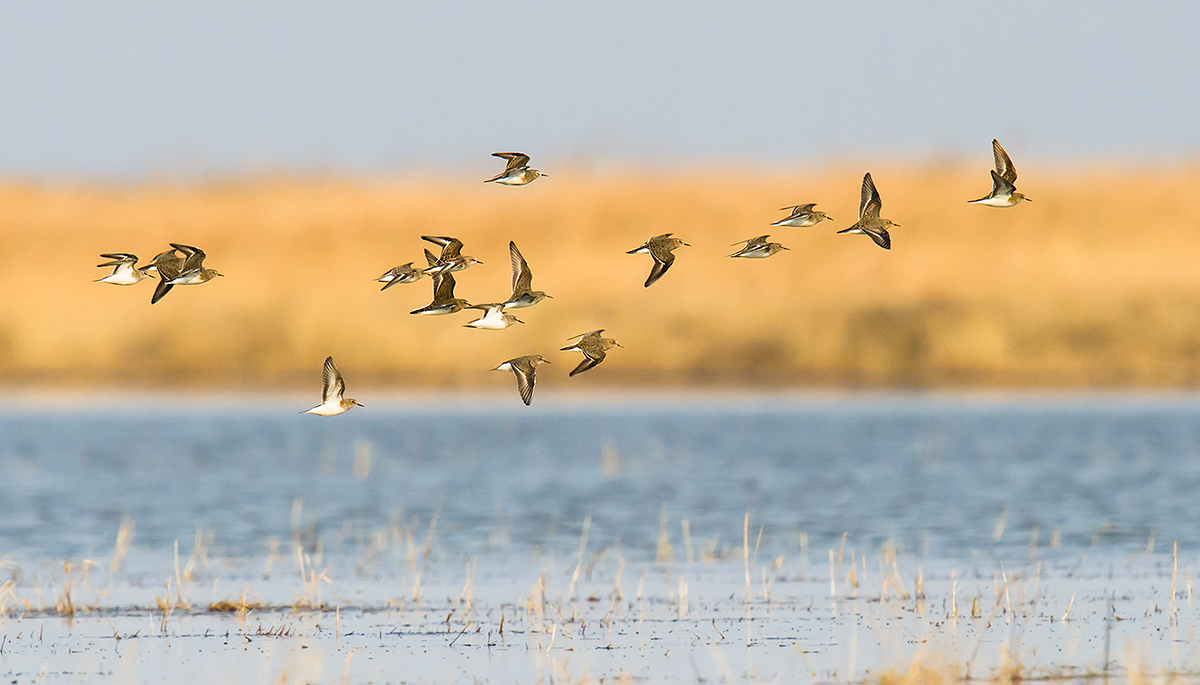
[355,401,365,407]
[1026,197,1033,202]
[545,294,554,299]
[682,242,691,247]
[614,342,623,348]
[782,246,791,250]
[514,317,525,324]
[540,173,549,178]
[216,272,225,277]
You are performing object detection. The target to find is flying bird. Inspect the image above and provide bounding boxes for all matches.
[836,173,897,250]
[503,241,551,309]
[728,235,789,259]
[560,330,622,377]
[302,356,364,416]
[410,270,471,316]
[377,262,427,290]
[167,243,223,285]
[492,355,550,406]
[627,234,689,287]
[421,235,481,275]
[969,139,1031,207]
[771,203,831,228]
[95,253,154,285]
[485,152,547,186]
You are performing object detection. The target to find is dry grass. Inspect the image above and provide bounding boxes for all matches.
[6,163,1200,389]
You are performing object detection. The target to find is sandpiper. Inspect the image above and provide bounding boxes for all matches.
[147,248,184,304]
[969,139,1031,207]
[627,234,689,287]
[728,235,789,259]
[410,271,470,315]
[485,152,547,185]
[95,253,154,285]
[377,262,427,291]
[836,173,897,250]
[421,235,481,275]
[503,241,552,309]
[772,203,831,228]
[560,330,622,377]
[302,356,364,416]
[492,355,550,406]
[167,243,224,285]
[463,303,523,330]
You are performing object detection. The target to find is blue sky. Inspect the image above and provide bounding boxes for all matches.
[2,2,1197,180]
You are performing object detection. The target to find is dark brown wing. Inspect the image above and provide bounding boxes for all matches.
[509,241,533,294]
[493,152,531,173]
[150,249,183,303]
[569,357,601,377]
[644,251,676,288]
[992,139,1017,184]
[151,279,174,304]
[422,235,463,260]
[98,253,138,266]
[514,361,536,405]
[432,271,457,304]
[321,356,345,404]
[170,243,206,273]
[859,173,882,220]
[990,169,1015,196]
[865,226,891,250]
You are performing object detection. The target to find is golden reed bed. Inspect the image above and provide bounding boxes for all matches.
[5,164,1200,390]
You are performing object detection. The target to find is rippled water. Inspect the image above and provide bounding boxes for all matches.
[2,393,1199,563]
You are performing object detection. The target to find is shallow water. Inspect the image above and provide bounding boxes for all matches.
[2,393,1200,682]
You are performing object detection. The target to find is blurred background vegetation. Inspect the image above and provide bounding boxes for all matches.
[5,163,1200,390]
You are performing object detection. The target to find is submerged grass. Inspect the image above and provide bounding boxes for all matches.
[1,512,1199,683]
[5,164,1200,388]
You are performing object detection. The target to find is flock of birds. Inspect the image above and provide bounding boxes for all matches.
[95,143,1030,411]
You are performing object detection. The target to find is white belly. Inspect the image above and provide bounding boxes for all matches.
[305,402,347,416]
[98,272,143,285]
[170,273,206,285]
[773,216,817,228]
[466,311,511,329]
[972,195,1017,207]
[495,174,530,186]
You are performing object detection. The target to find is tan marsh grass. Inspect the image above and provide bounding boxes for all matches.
[4,165,1200,389]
